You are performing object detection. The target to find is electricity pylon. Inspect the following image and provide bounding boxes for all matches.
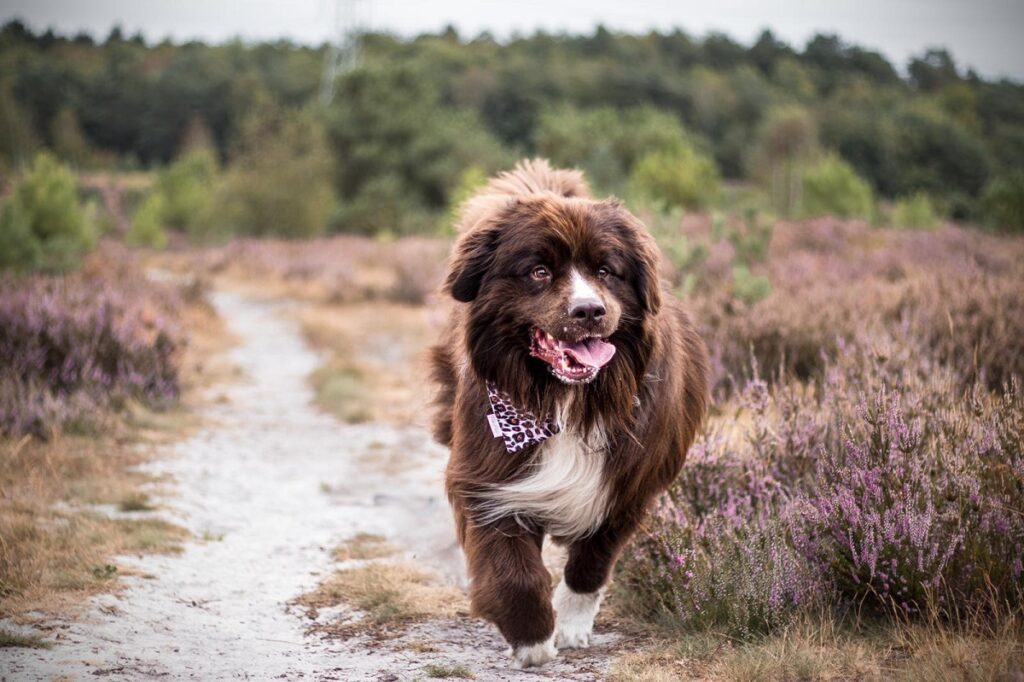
[320,0,368,105]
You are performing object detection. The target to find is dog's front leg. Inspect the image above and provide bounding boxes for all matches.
[462,520,556,668]
[555,520,637,649]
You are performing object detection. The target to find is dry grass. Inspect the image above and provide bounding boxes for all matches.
[332,533,398,562]
[0,293,232,625]
[148,235,450,307]
[298,302,438,426]
[422,662,476,679]
[296,562,466,630]
[608,613,1024,681]
[0,628,52,649]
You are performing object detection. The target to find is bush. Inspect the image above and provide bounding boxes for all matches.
[980,171,1024,233]
[156,148,218,239]
[800,153,874,219]
[618,380,823,638]
[628,143,721,211]
[0,200,41,269]
[0,251,182,436]
[750,104,819,216]
[620,339,1024,636]
[0,152,94,272]
[127,193,169,249]
[328,65,509,236]
[891,193,939,229]
[797,382,1024,614]
[442,165,488,235]
[210,107,334,238]
[535,105,694,192]
[731,264,772,305]
[714,209,775,264]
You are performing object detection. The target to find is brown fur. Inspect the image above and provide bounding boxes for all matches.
[430,159,709,652]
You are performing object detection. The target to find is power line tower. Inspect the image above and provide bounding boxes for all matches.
[320,0,368,106]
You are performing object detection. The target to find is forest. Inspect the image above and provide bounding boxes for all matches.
[2,19,1023,245]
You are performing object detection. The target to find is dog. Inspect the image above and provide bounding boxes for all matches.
[430,159,709,668]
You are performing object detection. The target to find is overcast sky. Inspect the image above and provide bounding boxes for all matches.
[5,0,1023,80]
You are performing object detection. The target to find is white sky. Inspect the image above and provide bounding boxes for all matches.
[4,0,1023,80]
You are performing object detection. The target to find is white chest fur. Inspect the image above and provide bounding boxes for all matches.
[478,426,610,540]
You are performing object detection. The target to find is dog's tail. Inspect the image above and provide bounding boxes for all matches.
[455,158,591,233]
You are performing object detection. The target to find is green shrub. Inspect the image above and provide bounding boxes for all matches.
[442,165,488,234]
[127,193,169,249]
[731,264,772,305]
[645,208,709,296]
[0,200,41,269]
[891,193,939,229]
[535,105,693,192]
[0,152,94,272]
[714,209,775,264]
[980,170,1024,233]
[629,144,721,211]
[328,65,509,236]
[800,153,874,219]
[210,107,334,239]
[156,148,218,239]
[0,80,38,170]
[750,104,819,216]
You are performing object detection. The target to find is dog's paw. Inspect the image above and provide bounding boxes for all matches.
[511,635,557,669]
[553,581,605,650]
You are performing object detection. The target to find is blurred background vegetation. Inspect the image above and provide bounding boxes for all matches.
[1,19,1023,268]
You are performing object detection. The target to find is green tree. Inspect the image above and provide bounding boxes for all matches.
[327,64,508,235]
[891,193,939,229]
[0,80,38,170]
[750,105,818,215]
[980,171,1024,233]
[800,153,874,219]
[211,106,334,238]
[535,105,694,193]
[0,152,94,271]
[127,192,168,249]
[628,142,721,211]
[156,147,218,239]
[50,107,93,167]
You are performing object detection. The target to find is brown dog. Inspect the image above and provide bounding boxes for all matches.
[430,159,708,668]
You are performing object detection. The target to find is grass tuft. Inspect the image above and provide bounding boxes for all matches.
[296,562,464,628]
[332,533,398,562]
[422,662,475,679]
[0,628,52,649]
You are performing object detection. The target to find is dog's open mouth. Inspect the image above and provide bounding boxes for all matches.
[529,327,616,384]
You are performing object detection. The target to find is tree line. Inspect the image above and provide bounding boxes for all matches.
[1,19,1022,238]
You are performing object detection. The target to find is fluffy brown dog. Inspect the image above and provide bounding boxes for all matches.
[430,159,708,668]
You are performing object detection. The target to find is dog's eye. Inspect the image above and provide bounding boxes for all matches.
[530,265,551,281]
[596,266,611,279]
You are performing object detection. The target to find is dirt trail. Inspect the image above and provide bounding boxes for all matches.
[2,290,620,681]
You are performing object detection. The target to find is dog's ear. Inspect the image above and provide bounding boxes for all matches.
[444,224,502,302]
[632,228,663,315]
[601,200,662,315]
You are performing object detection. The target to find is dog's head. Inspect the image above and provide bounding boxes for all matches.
[444,195,662,406]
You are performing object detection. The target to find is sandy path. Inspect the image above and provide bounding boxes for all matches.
[2,291,619,681]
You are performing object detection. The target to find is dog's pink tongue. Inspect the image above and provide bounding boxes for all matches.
[559,338,616,369]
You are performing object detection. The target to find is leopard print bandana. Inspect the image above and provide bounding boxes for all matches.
[485,382,560,453]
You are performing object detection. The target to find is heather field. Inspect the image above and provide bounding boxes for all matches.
[2,202,1023,678]
[614,217,1024,679]
[3,11,1024,679]
[145,216,1024,678]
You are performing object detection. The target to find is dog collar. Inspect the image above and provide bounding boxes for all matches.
[485,382,560,453]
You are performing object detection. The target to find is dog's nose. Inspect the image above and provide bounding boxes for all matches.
[570,299,606,322]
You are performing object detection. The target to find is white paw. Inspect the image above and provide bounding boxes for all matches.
[511,634,557,669]
[553,581,605,650]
